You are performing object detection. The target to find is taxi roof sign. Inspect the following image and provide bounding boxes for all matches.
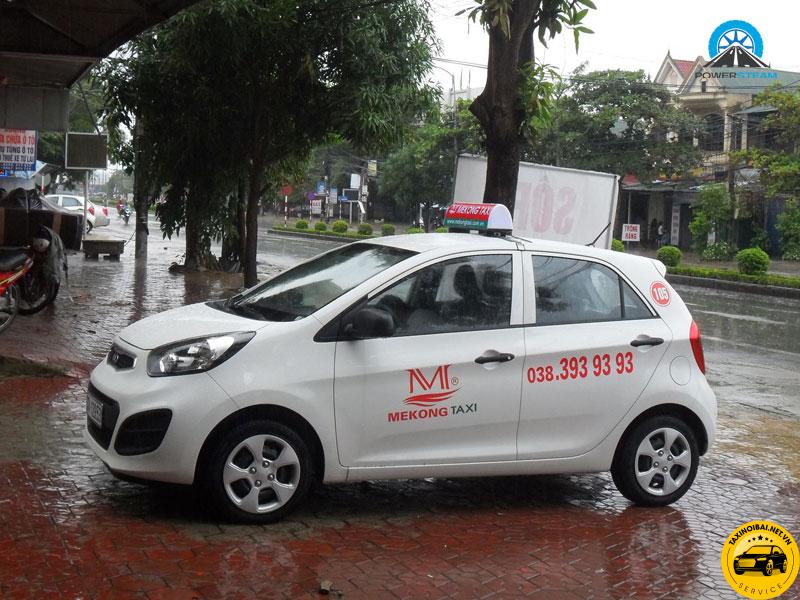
[443,202,513,235]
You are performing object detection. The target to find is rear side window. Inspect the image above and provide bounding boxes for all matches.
[532,255,652,325]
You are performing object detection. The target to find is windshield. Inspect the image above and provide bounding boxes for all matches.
[744,546,773,554]
[228,243,415,321]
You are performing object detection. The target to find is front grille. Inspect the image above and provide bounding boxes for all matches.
[114,409,172,456]
[87,384,120,450]
[107,345,136,370]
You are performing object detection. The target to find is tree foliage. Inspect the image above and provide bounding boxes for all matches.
[380,100,483,221]
[528,67,702,180]
[97,0,437,284]
[739,88,800,258]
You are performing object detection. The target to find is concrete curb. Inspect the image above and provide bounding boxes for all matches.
[667,273,800,299]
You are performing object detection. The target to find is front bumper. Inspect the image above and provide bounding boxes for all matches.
[85,339,238,485]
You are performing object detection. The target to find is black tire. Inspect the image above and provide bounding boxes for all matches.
[763,560,773,576]
[734,569,744,575]
[201,419,312,524]
[17,271,59,315]
[611,414,699,507]
[0,285,19,335]
[780,561,787,574]
[86,221,93,234]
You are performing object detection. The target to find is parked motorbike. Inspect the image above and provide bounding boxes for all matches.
[0,226,64,335]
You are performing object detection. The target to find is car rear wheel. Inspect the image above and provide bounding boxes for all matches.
[611,415,699,506]
[202,419,312,523]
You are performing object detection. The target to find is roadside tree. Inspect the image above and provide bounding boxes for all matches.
[461,0,594,211]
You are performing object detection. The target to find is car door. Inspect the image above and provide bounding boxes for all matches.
[517,253,672,459]
[333,251,524,468]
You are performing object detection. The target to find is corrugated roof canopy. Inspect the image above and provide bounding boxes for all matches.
[0,0,200,88]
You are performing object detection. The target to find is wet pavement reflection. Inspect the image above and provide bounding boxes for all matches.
[0,230,797,598]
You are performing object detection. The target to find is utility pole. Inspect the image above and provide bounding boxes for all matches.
[434,65,458,203]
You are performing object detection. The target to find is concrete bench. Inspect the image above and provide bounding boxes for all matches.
[83,238,125,260]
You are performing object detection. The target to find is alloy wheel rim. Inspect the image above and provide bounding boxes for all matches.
[222,434,301,514]
[634,427,691,496]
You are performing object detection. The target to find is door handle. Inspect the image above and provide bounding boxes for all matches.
[630,335,664,348]
[475,350,515,364]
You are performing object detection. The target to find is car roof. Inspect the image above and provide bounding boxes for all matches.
[361,232,663,276]
[363,232,518,253]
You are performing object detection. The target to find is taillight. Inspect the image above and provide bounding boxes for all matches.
[690,320,705,374]
[88,204,95,216]
[102,207,108,216]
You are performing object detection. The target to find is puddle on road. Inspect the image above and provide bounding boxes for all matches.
[716,406,800,481]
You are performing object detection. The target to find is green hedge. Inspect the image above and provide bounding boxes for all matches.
[406,227,424,234]
[668,265,800,289]
[295,219,309,230]
[314,221,327,232]
[331,220,348,233]
[434,226,448,233]
[611,238,624,252]
[357,223,373,235]
[271,226,373,240]
[656,245,682,267]
[735,247,770,275]
[381,223,395,236]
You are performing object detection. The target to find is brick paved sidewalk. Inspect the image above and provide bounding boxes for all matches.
[0,242,798,599]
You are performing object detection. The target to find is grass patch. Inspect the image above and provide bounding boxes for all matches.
[0,356,68,378]
[271,225,375,240]
[668,265,800,289]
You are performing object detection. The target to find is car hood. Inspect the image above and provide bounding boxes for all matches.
[119,302,268,350]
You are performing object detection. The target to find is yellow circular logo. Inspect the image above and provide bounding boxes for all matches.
[721,520,799,598]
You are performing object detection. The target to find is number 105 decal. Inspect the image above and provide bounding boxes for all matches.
[527,352,634,384]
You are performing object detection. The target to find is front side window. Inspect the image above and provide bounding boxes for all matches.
[227,243,415,321]
[532,255,652,326]
[366,254,513,336]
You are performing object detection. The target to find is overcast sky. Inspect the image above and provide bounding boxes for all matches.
[430,0,800,92]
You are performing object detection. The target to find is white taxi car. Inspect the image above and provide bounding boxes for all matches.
[86,204,716,523]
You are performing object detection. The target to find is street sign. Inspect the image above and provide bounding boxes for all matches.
[281,184,293,196]
[65,132,107,169]
[315,180,326,195]
[621,223,640,242]
[0,128,36,171]
[350,173,361,189]
[311,198,322,215]
[330,187,338,203]
[367,160,377,177]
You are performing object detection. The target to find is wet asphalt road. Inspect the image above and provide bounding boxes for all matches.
[678,285,800,419]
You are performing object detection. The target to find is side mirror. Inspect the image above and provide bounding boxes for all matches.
[344,306,395,340]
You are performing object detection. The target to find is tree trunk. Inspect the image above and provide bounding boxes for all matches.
[237,178,247,267]
[244,157,264,288]
[132,119,149,259]
[183,191,218,271]
[469,0,539,212]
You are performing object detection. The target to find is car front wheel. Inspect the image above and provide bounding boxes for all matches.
[202,420,312,523]
[763,559,773,576]
[611,415,699,506]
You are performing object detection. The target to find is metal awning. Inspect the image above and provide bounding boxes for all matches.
[0,0,200,88]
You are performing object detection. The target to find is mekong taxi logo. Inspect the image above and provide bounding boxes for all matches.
[721,520,799,599]
[387,364,477,422]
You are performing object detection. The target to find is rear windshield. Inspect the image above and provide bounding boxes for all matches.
[226,243,415,321]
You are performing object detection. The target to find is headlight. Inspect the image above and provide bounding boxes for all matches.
[147,332,255,376]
